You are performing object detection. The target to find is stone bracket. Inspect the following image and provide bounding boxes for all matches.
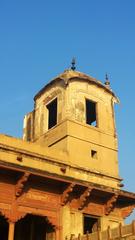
[121,205,135,219]
[61,183,75,206]
[15,172,30,197]
[78,186,93,210]
[0,202,27,223]
[105,193,119,215]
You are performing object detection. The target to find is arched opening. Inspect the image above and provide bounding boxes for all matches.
[0,215,8,240]
[14,214,55,240]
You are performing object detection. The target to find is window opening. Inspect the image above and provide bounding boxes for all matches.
[47,98,57,129]
[91,150,97,159]
[86,99,97,127]
[83,215,99,234]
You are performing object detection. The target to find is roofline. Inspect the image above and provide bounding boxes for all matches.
[34,75,119,103]
[0,160,134,201]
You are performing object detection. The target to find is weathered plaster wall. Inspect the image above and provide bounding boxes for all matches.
[61,206,83,239]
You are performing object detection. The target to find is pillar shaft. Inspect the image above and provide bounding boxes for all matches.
[55,228,60,240]
[8,222,15,240]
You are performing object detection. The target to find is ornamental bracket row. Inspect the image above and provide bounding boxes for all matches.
[61,183,121,214]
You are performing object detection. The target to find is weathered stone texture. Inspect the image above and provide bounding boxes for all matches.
[0,69,134,239]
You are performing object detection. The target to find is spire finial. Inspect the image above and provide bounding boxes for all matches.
[105,73,110,88]
[71,57,76,71]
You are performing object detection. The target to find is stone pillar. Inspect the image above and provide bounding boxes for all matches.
[55,228,60,240]
[30,219,34,240]
[54,225,63,240]
[8,222,15,240]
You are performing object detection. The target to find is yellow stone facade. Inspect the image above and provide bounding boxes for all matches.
[0,68,135,240]
[24,69,120,189]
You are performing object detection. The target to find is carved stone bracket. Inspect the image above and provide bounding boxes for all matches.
[15,172,30,197]
[0,205,27,223]
[46,215,61,233]
[61,183,75,206]
[78,187,93,210]
[105,193,118,215]
[47,216,58,228]
[121,205,135,219]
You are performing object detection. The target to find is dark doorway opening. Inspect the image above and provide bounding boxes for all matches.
[14,214,55,240]
[47,98,57,129]
[86,99,97,127]
[83,214,99,234]
[0,215,8,240]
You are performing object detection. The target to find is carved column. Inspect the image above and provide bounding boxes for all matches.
[55,227,60,240]
[8,222,15,240]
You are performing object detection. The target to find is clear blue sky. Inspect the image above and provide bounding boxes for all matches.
[0,0,135,221]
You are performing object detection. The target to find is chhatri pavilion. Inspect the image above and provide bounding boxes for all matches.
[0,63,135,240]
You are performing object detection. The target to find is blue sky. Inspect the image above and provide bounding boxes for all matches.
[0,0,135,221]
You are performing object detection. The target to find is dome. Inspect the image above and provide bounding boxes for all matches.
[34,69,119,102]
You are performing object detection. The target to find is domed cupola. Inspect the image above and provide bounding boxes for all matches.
[23,66,120,188]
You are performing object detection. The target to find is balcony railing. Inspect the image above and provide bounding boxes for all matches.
[66,220,135,240]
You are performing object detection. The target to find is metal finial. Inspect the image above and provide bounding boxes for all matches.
[71,57,76,71]
[105,73,110,87]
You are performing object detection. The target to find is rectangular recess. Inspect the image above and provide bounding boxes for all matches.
[46,98,57,129]
[86,99,97,127]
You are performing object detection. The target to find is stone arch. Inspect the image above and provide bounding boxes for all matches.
[14,213,56,240]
